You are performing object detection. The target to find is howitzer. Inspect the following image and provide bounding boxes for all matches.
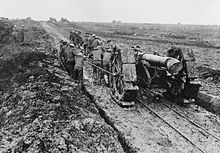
[134,47,197,99]
[138,53,183,75]
[108,45,198,104]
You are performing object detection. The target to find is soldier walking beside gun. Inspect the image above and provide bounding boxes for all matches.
[82,33,90,55]
[64,43,75,78]
[59,40,68,70]
[74,51,86,87]
[89,45,103,84]
[102,45,113,86]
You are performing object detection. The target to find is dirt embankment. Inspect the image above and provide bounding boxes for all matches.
[0,20,123,152]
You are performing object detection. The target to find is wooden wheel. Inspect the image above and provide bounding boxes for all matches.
[111,49,125,101]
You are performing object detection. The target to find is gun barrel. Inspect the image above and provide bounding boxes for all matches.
[140,53,183,74]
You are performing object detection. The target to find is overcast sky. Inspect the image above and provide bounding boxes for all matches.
[0,0,219,25]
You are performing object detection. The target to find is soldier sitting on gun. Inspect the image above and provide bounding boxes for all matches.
[167,46,187,77]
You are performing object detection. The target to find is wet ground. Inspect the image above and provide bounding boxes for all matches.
[40,21,220,153]
[84,62,220,153]
[0,20,124,153]
[1,20,219,153]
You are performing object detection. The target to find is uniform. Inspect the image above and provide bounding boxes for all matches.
[12,25,24,43]
[74,35,83,46]
[74,52,84,83]
[20,26,25,42]
[91,46,103,83]
[70,30,77,44]
[64,45,75,78]
[102,49,112,85]
[91,38,101,50]
[59,41,68,69]
[88,35,96,52]
[82,36,90,55]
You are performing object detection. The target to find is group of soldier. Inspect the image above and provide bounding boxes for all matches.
[59,28,116,87]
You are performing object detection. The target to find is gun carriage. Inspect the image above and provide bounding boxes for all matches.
[107,45,193,105]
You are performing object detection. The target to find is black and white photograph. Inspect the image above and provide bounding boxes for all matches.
[0,0,220,152]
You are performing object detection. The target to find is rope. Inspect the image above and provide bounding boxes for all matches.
[85,59,118,76]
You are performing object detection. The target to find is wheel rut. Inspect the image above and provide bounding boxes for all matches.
[42,21,220,153]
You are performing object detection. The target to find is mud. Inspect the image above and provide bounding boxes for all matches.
[84,63,220,153]
[40,21,220,153]
[0,20,124,152]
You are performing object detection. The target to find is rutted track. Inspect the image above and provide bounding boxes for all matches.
[136,89,220,153]
[84,62,220,153]
[137,89,220,153]
[42,22,220,153]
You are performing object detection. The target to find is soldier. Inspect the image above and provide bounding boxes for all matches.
[20,25,25,42]
[74,52,85,86]
[12,25,18,32]
[64,43,75,78]
[74,30,83,47]
[91,36,102,51]
[69,28,76,44]
[82,33,90,55]
[89,45,103,84]
[88,34,96,51]
[59,40,68,62]
[12,25,19,43]
[106,40,115,49]
[166,46,190,105]
[102,46,112,86]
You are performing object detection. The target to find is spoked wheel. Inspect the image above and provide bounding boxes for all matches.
[111,52,125,101]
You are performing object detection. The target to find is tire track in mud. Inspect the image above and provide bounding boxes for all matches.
[41,22,220,153]
[140,88,220,139]
[136,98,220,153]
[137,89,220,153]
[83,61,220,153]
[84,63,203,153]
[40,22,128,152]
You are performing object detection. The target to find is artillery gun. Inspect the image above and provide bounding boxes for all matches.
[109,45,198,105]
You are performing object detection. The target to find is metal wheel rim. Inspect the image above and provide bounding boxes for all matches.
[112,54,125,100]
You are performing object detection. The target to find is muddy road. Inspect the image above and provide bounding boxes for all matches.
[0,20,124,153]
[41,22,220,153]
